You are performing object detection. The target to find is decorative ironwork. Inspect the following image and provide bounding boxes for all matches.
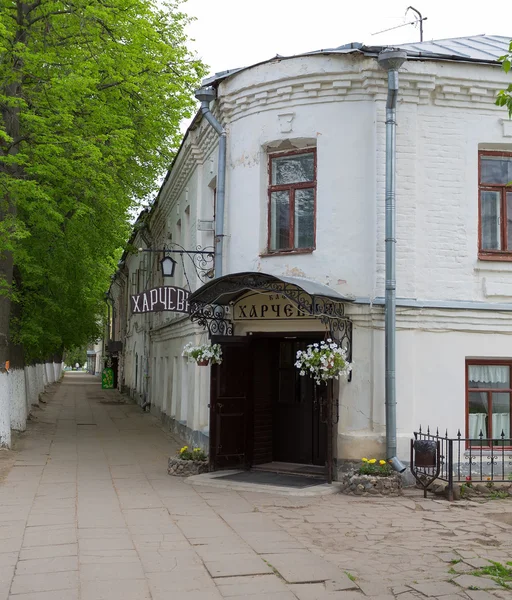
[189,302,234,336]
[189,272,353,361]
[413,426,512,501]
[189,272,348,318]
[139,244,214,283]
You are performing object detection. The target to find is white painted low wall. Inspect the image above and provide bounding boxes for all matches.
[35,363,44,400]
[25,365,37,408]
[54,362,62,380]
[9,367,27,431]
[45,362,54,385]
[0,372,11,448]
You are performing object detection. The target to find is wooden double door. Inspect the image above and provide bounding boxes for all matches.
[209,335,328,470]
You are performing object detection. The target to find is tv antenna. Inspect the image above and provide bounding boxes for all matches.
[372,6,427,42]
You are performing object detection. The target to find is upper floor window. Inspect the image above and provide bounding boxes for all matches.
[268,149,316,253]
[479,151,512,260]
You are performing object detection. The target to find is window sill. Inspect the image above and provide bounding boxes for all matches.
[260,248,315,258]
[478,253,512,262]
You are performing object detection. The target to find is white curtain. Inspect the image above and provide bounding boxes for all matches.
[468,365,509,385]
[469,413,487,438]
[492,413,510,438]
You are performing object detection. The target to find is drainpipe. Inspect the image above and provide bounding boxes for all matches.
[377,49,407,473]
[194,86,226,278]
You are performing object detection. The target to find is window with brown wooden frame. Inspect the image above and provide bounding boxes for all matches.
[267,149,316,253]
[466,359,512,446]
[478,151,512,260]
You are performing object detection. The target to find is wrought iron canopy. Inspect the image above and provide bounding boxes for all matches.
[188,271,354,316]
[189,272,354,357]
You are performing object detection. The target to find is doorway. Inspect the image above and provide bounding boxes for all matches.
[209,334,329,473]
[272,338,327,466]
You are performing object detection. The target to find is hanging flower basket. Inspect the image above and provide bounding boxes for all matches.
[295,339,352,385]
[182,342,223,366]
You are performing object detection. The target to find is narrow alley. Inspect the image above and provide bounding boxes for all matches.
[0,374,511,600]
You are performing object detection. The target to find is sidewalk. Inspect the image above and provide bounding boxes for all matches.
[0,373,511,600]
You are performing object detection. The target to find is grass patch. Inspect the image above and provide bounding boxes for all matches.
[489,490,509,499]
[345,571,356,582]
[471,560,512,589]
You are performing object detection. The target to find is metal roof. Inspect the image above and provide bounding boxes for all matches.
[397,35,510,61]
[203,35,511,87]
[188,271,354,307]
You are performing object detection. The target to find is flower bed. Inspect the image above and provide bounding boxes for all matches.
[339,472,403,496]
[167,456,209,477]
[168,445,209,477]
[338,457,402,496]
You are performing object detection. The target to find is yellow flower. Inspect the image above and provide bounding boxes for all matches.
[180,446,188,453]
[369,459,377,464]
[361,458,368,462]
[379,460,386,466]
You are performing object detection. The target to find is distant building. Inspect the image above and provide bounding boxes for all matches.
[109,35,512,478]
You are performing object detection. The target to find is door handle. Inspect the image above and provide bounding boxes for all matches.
[217,403,223,412]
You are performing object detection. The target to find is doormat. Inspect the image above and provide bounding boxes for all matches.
[216,471,325,489]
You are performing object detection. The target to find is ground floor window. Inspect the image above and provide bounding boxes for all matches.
[466,360,511,443]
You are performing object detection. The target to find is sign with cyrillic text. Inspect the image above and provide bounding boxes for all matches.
[233,293,314,320]
[130,286,190,314]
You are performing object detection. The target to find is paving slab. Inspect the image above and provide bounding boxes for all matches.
[452,575,501,590]
[15,556,78,575]
[205,555,273,578]
[80,578,151,600]
[262,553,342,584]
[215,574,290,596]
[7,591,79,600]
[10,571,79,595]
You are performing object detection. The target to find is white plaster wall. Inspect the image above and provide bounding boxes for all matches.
[0,372,11,448]
[9,367,27,431]
[225,97,376,299]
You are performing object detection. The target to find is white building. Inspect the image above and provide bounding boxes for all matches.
[110,35,512,479]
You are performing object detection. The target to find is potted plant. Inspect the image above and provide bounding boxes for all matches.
[294,338,352,385]
[182,342,223,366]
[168,445,209,477]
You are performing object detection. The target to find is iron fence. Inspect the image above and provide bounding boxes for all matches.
[413,426,512,501]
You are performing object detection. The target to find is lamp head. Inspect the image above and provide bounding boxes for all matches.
[160,255,177,278]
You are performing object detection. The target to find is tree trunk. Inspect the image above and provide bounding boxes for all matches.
[0,0,28,447]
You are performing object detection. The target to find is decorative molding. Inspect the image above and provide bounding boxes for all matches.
[278,112,295,133]
[502,118,512,137]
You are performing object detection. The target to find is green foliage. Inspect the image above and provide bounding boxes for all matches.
[178,445,207,461]
[471,560,512,589]
[0,0,205,361]
[358,458,393,477]
[498,41,512,115]
[65,346,87,367]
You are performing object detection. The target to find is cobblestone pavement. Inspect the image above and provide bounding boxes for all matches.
[1,373,511,600]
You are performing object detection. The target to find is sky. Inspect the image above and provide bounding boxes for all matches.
[183,0,510,78]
